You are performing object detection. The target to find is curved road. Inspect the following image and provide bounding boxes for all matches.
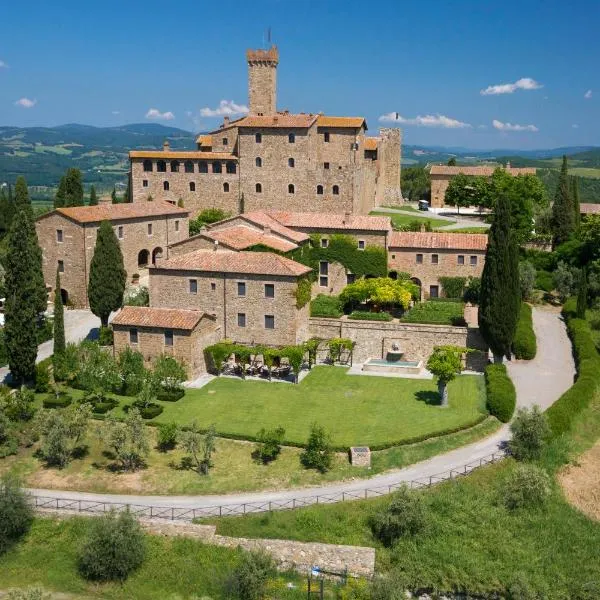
[29,307,574,515]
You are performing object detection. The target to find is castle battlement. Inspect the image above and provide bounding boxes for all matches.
[246,46,279,64]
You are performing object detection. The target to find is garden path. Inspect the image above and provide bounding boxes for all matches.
[28,307,574,514]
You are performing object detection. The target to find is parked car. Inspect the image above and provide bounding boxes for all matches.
[418,200,430,211]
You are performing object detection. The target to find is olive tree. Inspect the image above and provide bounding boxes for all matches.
[426,345,467,407]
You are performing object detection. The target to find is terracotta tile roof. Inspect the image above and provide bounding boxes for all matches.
[204,226,299,253]
[238,212,309,243]
[233,113,318,129]
[268,211,392,232]
[364,137,379,151]
[50,202,189,224]
[155,249,312,277]
[112,306,211,330]
[389,231,488,251]
[317,116,366,129]
[129,150,235,160]
[581,203,600,214]
[195,135,212,146]
[429,165,536,176]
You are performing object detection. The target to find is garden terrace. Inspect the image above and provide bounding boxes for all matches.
[400,300,466,326]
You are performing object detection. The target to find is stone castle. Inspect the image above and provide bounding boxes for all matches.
[129,46,402,216]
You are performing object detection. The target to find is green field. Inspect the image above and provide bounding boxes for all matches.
[568,167,600,179]
[369,210,453,230]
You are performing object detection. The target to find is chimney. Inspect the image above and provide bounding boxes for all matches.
[420,223,426,233]
[263,225,271,235]
[213,240,219,251]
[506,161,511,169]
[223,116,230,127]
[343,212,351,225]
[273,115,279,123]
[163,140,170,152]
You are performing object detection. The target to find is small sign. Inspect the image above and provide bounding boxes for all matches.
[311,565,321,577]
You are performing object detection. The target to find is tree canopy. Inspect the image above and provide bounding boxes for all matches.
[551,156,576,248]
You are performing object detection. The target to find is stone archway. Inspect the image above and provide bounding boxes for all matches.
[152,247,163,265]
[138,249,150,268]
[60,289,69,306]
[410,277,423,301]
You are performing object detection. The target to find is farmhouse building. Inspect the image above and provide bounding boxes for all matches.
[35,202,189,308]
[129,46,402,216]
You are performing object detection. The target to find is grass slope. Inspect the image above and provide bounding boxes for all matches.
[369,210,452,230]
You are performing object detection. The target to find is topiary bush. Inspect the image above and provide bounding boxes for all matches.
[128,401,163,420]
[0,475,33,555]
[485,364,516,423]
[513,303,537,360]
[42,392,72,409]
[156,388,185,402]
[77,510,146,581]
[502,464,551,510]
[348,310,393,321]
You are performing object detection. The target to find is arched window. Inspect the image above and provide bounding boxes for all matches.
[255,157,262,167]
[288,133,295,144]
[184,160,194,173]
[199,161,208,173]
[157,160,166,172]
[163,181,170,191]
[226,161,236,174]
[288,184,295,194]
[170,160,180,172]
[317,185,324,195]
[332,185,339,195]
[288,157,295,168]
[223,182,230,192]
[143,159,153,172]
[255,183,262,193]
[189,182,196,192]
[212,161,222,174]
[255,133,262,143]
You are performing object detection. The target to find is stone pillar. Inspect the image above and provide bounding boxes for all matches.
[376,128,402,206]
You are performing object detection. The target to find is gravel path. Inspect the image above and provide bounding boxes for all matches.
[28,307,575,515]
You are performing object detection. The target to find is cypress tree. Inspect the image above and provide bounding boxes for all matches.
[4,209,41,383]
[551,155,575,248]
[0,187,13,236]
[88,220,126,327]
[54,176,67,208]
[63,168,84,207]
[111,186,118,204]
[53,269,66,356]
[89,185,98,206]
[478,193,521,363]
[577,265,588,319]
[124,176,132,203]
[571,176,581,232]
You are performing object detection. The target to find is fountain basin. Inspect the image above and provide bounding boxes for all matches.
[362,358,422,374]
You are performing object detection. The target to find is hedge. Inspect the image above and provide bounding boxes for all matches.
[43,393,73,409]
[310,294,343,318]
[348,311,393,321]
[439,276,467,299]
[545,312,600,437]
[401,301,466,326]
[535,270,554,292]
[485,364,516,423]
[513,303,537,360]
[156,388,185,402]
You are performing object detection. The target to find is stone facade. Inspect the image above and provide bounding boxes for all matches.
[247,46,279,116]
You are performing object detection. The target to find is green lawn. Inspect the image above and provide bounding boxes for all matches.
[369,210,452,230]
[401,301,465,325]
[153,367,486,448]
[436,226,489,233]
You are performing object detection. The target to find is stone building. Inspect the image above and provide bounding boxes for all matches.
[429,164,537,208]
[388,231,488,299]
[35,202,189,308]
[129,46,402,216]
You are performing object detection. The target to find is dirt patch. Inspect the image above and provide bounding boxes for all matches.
[558,440,600,521]
[27,467,145,494]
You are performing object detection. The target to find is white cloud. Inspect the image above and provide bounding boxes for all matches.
[572,124,579,129]
[111,110,120,115]
[145,108,175,121]
[14,97,36,108]
[0,60,8,69]
[199,100,249,118]
[492,119,538,132]
[480,77,542,96]
[584,89,592,99]
[378,112,471,128]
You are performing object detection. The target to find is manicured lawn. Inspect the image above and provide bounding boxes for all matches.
[401,301,465,325]
[369,210,452,230]
[153,367,486,448]
[436,226,489,233]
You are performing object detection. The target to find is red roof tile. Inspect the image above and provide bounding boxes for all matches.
[364,137,379,151]
[268,211,392,232]
[112,306,211,330]
[47,202,189,224]
[430,165,536,176]
[317,116,366,129]
[129,150,235,160]
[155,249,311,277]
[204,226,299,253]
[389,231,488,251]
[581,203,600,214]
[238,212,309,243]
[233,113,318,129]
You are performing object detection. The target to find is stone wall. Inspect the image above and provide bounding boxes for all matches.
[430,174,450,208]
[248,57,277,116]
[309,316,488,370]
[376,128,402,206]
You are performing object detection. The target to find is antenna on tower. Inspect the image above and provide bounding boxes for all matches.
[267,26,272,44]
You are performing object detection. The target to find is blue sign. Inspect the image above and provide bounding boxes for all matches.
[311,565,321,577]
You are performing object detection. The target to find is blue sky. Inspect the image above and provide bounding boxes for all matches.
[0,0,598,149]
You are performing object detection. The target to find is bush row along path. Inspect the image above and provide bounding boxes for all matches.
[27,307,574,514]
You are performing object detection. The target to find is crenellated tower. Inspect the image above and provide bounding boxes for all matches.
[246,45,279,115]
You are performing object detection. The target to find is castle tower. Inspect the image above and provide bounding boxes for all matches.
[376,128,403,206]
[246,46,279,115]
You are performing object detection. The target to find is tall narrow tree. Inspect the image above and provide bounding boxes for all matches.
[124,175,132,203]
[111,186,118,204]
[89,185,98,206]
[88,220,126,327]
[478,193,521,363]
[571,176,581,232]
[551,155,575,248]
[63,168,84,207]
[54,175,67,208]
[53,269,66,357]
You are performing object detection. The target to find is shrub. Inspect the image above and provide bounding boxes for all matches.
[6,387,36,421]
[42,391,72,409]
[300,424,332,472]
[34,362,51,393]
[295,277,311,309]
[401,301,465,326]
[554,261,578,301]
[77,510,146,581]
[92,398,119,414]
[463,276,481,304]
[123,286,149,307]
[519,261,537,301]
[439,276,467,299]
[157,422,178,451]
[369,485,426,546]
[52,343,79,384]
[131,402,163,420]
[153,354,186,392]
[310,294,342,318]
[118,347,147,396]
[254,426,285,463]
[180,423,216,475]
[0,475,33,554]
[348,310,393,321]
[485,364,516,423]
[156,388,185,402]
[503,464,551,510]
[98,326,114,346]
[75,341,121,393]
[509,406,550,461]
[225,549,276,600]
[5,588,52,600]
[513,303,537,360]
[535,270,554,292]
[101,409,149,471]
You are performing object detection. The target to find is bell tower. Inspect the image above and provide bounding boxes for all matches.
[246,45,278,116]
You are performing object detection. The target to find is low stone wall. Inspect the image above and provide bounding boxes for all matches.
[309,317,488,371]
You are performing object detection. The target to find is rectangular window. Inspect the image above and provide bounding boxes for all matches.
[391,254,396,260]
[143,179,148,188]
[324,132,330,143]
[429,285,439,298]
[129,328,138,344]
[211,282,216,291]
[320,238,329,248]
[347,273,356,285]
[319,261,329,276]
[222,137,228,146]
[189,279,198,294]
[416,254,423,264]
[147,223,153,236]
[358,240,365,250]
[237,281,246,297]
[470,255,478,266]
[175,220,180,232]
[56,229,63,243]
[264,283,275,298]
[324,162,330,169]
[58,260,64,273]
[118,226,124,240]
[164,330,174,346]
[237,313,246,327]
[264,315,275,329]
[457,255,465,265]
[319,276,328,287]
[431,254,439,264]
